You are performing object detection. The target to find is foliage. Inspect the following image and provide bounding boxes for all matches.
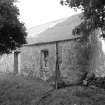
[60,1,105,85]
[60,0,105,38]
[0,0,27,54]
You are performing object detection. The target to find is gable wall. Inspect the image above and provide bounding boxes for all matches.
[0,53,14,73]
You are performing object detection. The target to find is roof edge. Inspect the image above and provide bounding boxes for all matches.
[24,36,81,47]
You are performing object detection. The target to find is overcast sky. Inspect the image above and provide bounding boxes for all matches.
[17,0,80,29]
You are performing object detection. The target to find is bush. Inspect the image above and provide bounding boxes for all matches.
[88,77,105,89]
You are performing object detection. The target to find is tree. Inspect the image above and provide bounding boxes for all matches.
[60,0,105,38]
[0,0,27,54]
[60,0,105,83]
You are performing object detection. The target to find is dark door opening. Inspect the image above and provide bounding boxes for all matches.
[40,49,49,80]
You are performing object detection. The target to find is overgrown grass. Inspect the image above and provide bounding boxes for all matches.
[0,73,105,105]
[0,73,52,105]
[35,86,105,105]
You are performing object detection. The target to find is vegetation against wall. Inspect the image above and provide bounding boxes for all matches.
[60,0,105,84]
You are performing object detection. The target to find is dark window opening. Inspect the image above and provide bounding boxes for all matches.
[41,50,49,68]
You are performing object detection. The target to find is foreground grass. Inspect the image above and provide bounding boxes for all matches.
[36,86,105,105]
[0,73,105,105]
[0,73,52,105]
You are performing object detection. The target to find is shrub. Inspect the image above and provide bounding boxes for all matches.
[88,77,105,89]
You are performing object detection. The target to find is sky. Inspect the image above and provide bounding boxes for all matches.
[16,0,80,29]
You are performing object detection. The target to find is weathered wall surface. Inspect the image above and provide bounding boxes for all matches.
[20,39,84,83]
[20,35,105,83]
[58,40,83,84]
[20,44,56,80]
[0,53,14,73]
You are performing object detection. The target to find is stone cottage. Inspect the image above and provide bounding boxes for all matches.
[0,14,105,84]
[20,14,82,83]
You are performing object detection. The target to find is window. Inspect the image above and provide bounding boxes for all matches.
[41,50,49,68]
